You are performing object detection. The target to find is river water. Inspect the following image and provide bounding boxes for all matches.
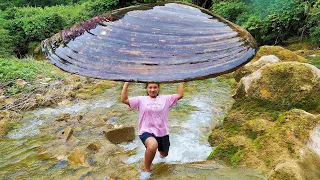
[0,79,266,179]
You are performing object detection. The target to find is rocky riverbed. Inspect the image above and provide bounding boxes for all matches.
[0,45,319,179]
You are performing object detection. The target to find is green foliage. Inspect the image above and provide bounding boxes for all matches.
[81,0,119,18]
[0,57,64,84]
[0,28,13,58]
[0,0,83,10]
[212,1,248,22]
[213,0,320,46]
[0,4,87,57]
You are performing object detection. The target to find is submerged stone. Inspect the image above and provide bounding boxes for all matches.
[67,149,87,165]
[42,2,257,82]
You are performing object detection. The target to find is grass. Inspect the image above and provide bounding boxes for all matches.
[0,57,66,94]
[306,55,320,69]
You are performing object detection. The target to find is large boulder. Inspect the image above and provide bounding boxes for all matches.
[235,62,320,110]
[251,46,306,63]
[234,46,307,81]
[234,55,281,82]
[209,108,320,179]
[103,126,135,144]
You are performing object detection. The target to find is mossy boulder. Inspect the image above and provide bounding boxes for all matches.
[252,46,306,63]
[234,55,281,82]
[235,62,320,111]
[234,46,307,81]
[209,109,320,179]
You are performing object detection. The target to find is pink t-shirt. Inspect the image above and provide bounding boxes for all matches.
[129,94,179,137]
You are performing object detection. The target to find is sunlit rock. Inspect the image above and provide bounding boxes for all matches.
[58,99,72,106]
[55,113,71,122]
[56,127,73,141]
[15,79,28,88]
[87,141,103,152]
[37,147,52,160]
[268,161,303,180]
[234,46,307,81]
[234,55,281,81]
[103,126,135,144]
[67,149,87,165]
[75,115,83,121]
[71,74,81,82]
[308,126,320,156]
[235,62,320,110]
[0,95,5,103]
[4,97,14,104]
[44,77,52,82]
[251,46,306,63]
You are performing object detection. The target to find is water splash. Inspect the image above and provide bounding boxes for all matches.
[6,92,117,139]
[308,126,320,156]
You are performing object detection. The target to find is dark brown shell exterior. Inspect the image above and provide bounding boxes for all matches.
[42,2,258,82]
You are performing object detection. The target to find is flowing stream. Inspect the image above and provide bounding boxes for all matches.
[0,79,266,179]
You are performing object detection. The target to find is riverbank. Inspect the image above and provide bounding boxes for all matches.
[209,46,320,179]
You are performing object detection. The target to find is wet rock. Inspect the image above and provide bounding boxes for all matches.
[75,115,83,121]
[72,82,83,90]
[85,77,96,83]
[87,141,103,152]
[0,110,22,138]
[35,94,45,104]
[0,95,5,102]
[67,149,87,165]
[0,119,9,138]
[15,79,28,87]
[71,74,81,82]
[44,77,52,82]
[268,161,303,180]
[56,127,73,141]
[55,113,71,122]
[103,126,135,144]
[4,98,14,104]
[74,126,82,132]
[235,62,320,110]
[37,147,51,160]
[58,100,72,106]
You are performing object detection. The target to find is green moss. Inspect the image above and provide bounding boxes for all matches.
[231,150,243,166]
[208,144,240,165]
[0,57,64,84]
[247,130,258,139]
[265,159,271,167]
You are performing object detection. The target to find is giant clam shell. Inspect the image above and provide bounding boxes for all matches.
[42,2,257,82]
